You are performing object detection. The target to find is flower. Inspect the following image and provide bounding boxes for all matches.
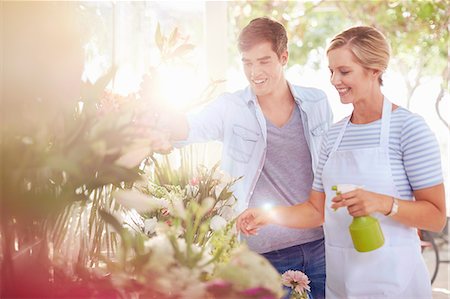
[143,234,175,272]
[210,215,227,231]
[213,245,283,298]
[189,177,200,186]
[281,270,310,299]
[144,217,157,235]
[219,205,236,222]
[154,265,206,298]
[205,280,233,298]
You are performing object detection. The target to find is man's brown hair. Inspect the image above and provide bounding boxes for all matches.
[238,17,288,58]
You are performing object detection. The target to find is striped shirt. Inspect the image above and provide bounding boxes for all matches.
[312,107,443,198]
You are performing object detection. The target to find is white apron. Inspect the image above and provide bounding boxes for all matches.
[321,99,431,299]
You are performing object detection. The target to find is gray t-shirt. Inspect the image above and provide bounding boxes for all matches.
[244,105,324,253]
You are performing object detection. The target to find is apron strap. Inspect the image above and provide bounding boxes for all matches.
[380,97,392,148]
[330,116,350,154]
[330,97,392,154]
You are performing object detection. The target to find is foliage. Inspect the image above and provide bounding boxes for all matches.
[1,4,280,298]
[100,159,282,299]
[332,0,448,107]
[228,0,449,128]
[0,3,160,296]
[228,0,447,79]
[228,0,342,68]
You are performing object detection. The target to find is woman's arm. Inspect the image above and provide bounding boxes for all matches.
[395,184,446,232]
[331,112,447,232]
[236,190,325,235]
[331,184,446,232]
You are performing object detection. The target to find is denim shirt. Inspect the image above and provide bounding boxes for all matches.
[179,82,333,213]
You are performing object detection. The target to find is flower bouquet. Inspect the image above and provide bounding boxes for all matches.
[101,155,283,299]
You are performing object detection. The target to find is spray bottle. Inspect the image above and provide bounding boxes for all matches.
[332,184,384,252]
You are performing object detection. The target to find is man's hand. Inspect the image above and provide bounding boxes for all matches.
[236,208,271,235]
[131,109,173,155]
[148,130,173,154]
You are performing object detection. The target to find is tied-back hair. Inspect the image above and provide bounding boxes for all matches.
[327,26,390,85]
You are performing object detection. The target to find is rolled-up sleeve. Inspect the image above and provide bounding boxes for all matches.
[175,94,228,146]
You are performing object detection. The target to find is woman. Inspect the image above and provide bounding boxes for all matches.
[236,26,446,299]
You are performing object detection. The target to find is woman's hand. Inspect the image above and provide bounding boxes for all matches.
[236,208,272,235]
[331,188,392,217]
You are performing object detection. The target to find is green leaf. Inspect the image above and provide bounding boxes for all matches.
[168,27,179,48]
[98,209,123,234]
[81,66,117,103]
[155,22,164,52]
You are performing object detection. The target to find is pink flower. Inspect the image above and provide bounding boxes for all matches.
[189,177,199,186]
[281,270,310,294]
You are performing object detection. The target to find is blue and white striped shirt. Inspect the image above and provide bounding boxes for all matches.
[312,107,443,198]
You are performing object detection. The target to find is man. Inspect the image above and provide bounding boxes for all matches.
[149,17,332,299]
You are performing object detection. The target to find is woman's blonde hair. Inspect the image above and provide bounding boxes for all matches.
[327,26,390,85]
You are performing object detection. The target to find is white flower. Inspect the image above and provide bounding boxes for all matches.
[201,197,215,214]
[154,221,170,234]
[157,266,205,298]
[143,235,175,272]
[219,205,236,222]
[144,217,157,235]
[114,189,167,213]
[210,215,227,231]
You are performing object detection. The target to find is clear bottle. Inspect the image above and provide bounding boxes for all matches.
[332,184,384,252]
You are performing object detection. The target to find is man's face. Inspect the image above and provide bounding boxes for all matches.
[241,42,287,98]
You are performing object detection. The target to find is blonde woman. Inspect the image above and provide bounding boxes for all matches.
[237,26,446,299]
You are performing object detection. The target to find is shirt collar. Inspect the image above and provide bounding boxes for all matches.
[243,80,303,106]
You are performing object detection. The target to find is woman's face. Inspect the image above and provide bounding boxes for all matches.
[327,46,378,104]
